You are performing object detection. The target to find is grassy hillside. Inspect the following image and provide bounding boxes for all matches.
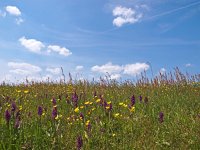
[0,70,200,149]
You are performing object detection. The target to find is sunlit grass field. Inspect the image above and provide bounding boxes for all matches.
[0,69,200,149]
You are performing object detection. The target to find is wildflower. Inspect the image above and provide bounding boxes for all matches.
[76,135,83,150]
[24,90,29,94]
[96,99,101,103]
[159,112,164,123]
[11,102,17,112]
[107,101,111,104]
[55,115,59,120]
[72,92,78,107]
[52,98,57,106]
[52,107,58,119]
[129,106,135,113]
[114,113,120,118]
[85,120,90,126]
[131,95,135,106]
[38,106,43,116]
[119,102,124,106]
[19,105,23,111]
[80,106,84,109]
[112,133,116,137]
[16,90,21,93]
[123,104,128,108]
[74,107,79,113]
[80,113,84,120]
[84,101,90,105]
[139,95,142,102]
[5,109,11,124]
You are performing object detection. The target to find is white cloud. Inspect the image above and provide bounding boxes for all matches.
[19,37,45,53]
[113,6,142,27]
[5,6,21,16]
[91,62,123,74]
[47,45,72,56]
[8,62,42,75]
[46,67,61,75]
[75,65,84,71]
[123,63,149,76]
[185,63,192,67]
[16,18,24,25]
[110,74,121,80]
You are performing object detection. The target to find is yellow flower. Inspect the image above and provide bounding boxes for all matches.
[80,106,84,109]
[84,101,90,105]
[24,90,29,94]
[107,101,111,104]
[91,108,96,111]
[16,90,21,93]
[112,133,116,137]
[19,105,23,110]
[85,120,90,126]
[119,102,124,106]
[129,106,135,113]
[55,115,59,120]
[74,107,79,113]
[123,104,128,108]
[96,99,101,103]
[89,102,93,105]
[105,106,110,110]
[114,113,120,118]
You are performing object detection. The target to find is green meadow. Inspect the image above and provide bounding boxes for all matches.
[0,69,200,150]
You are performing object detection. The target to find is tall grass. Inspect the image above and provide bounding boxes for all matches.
[0,68,200,149]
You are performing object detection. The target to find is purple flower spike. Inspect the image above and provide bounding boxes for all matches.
[139,95,142,102]
[80,113,84,120]
[5,109,11,124]
[52,107,57,119]
[131,95,135,106]
[52,98,57,106]
[159,112,164,123]
[72,92,78,107]
[76,135,83,150]
[11,102,17,112]
[38,106,43,116]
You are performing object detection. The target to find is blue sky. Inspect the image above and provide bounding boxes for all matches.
[0,0,200,83]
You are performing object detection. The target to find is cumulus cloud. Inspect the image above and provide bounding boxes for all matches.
[75,66,84,71]
[5,6,21,16]
[91,62,123,74]
[19,37,45,53]
[123,63,149,76]
[8,62,42,75]
[46,67,61,75]
[113,6,142,27]
[110,74,121,80]
[47,45,72,56]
